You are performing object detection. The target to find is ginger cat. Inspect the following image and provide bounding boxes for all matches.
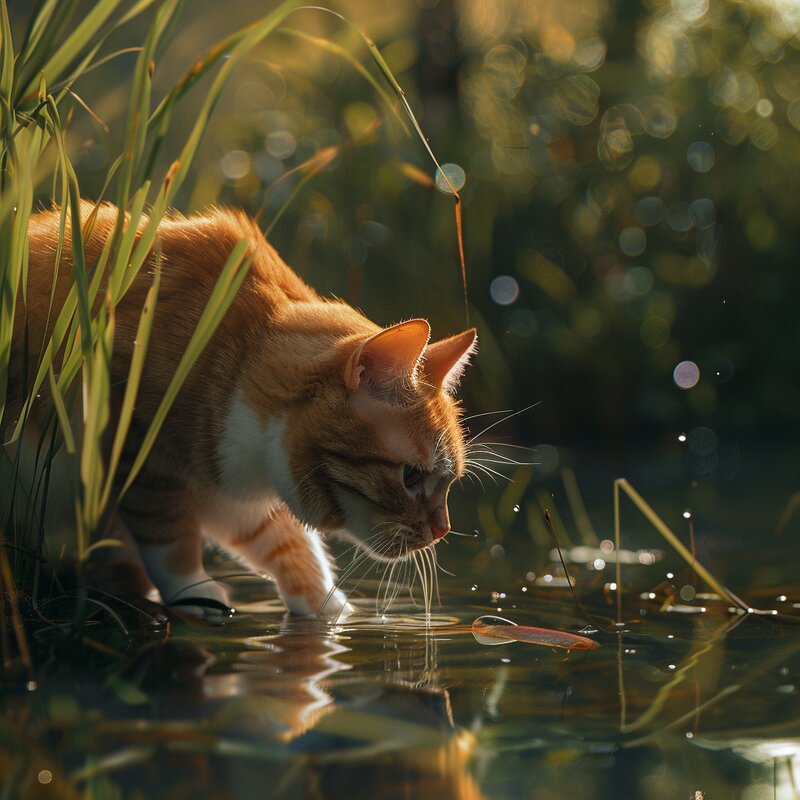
[7,202,476,618]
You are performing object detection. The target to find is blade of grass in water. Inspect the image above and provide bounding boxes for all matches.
[614,478,745,612]
[472,616,600,651]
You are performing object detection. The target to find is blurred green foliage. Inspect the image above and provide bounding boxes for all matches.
[7,0,800,462]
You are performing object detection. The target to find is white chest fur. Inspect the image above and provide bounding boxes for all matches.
[217,389,297,509]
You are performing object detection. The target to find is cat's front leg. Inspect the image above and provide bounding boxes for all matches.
[226,504,351,619]
[119,473,232,617]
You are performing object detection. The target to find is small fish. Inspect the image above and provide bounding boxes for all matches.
[471,615,599,651]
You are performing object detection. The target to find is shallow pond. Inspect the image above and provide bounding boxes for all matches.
[3,451,800,799]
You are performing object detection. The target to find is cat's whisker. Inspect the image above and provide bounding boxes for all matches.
[431,547,442,606]
[467,442,537,460]
[433,550,455,577]
[466,446,537,467]
[468,462,512,483]
[414,547,432,627]
[467,445,535,461]
[466,402,540,443]
[322,546,379,614]
[471,440,540,453]
[337,537,398,609]
[461,467,486,491]
[465,464,499,485]
[376,535,398,607]
[462,408,514,424]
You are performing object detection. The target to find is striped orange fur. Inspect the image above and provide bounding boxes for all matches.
[7,202,477,618]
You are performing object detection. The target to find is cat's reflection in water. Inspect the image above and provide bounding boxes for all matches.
[132,617,484,799]
[202,622,351,740]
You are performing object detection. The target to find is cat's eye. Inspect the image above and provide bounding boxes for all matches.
[402,464,424,490]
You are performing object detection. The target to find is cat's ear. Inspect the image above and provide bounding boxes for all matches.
[422,328,478,394]
[345,319,431,393]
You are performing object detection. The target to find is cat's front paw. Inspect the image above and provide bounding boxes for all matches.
[315,588,354,621]
[283,588,353,621]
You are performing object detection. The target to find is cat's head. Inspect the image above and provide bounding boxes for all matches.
[290,319,477,559]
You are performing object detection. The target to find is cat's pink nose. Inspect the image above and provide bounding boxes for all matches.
[431,523,449,540]
[429,507,450,540]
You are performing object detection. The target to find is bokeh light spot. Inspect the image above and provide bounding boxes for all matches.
[266,130,296,159]
[666,202,692,232]
[688,426,718,455]
[750,118,778,151]
[554,75,600,126]
[635,196,664,226]
[629,156,662,191]
[673,360,700,389]
[689,198,715,229]
[219,150,251,180]
[639,96,677,138]
[573,36,607,71]
[490,275,520,305]
[435,162,467,194]
[756,98,774,118]
[671,0,709,21]
[619,226,647,256]
[687,141,714,173]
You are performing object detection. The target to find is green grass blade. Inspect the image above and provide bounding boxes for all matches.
[275,27,409,135]
[100,261,160,511]
[141,0,303,186]
[79,305,114,544]
[64,164,92,361]
[17,0,121,103]
[118,243,251,498]
[47,364,75,454]
[0,0,14,103]
[108,184,150,303]
[17,0,73,69]
[114,0,180,216]
[614,479,745,610]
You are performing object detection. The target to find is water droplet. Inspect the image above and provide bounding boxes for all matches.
[512,504,520,513]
